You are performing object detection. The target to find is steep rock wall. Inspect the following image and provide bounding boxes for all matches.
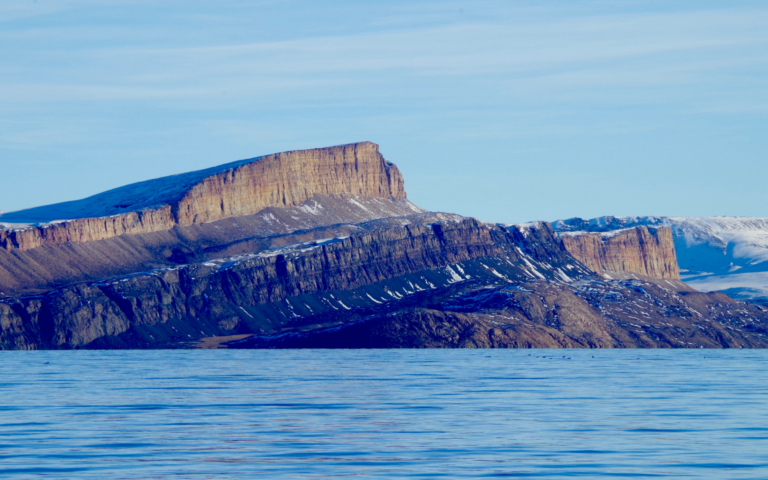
[0,196,427,296]
[0,207,175,252]
[560,226,680,280]
[175,142,405,225]
[1,142,405,252]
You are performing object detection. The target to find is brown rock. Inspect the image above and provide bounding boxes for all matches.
[1,142,405,252]
[560,226,680,280]
[174,142,405,225]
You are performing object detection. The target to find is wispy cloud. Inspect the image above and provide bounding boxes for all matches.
[1,1,767,219]
[2,6,767,107]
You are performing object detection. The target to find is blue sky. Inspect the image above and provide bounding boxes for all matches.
[1,0,767,223]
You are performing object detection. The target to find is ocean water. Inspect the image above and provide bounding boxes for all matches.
[1,350,767,479]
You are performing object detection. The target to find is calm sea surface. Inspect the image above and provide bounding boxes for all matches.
[1,349,767,479]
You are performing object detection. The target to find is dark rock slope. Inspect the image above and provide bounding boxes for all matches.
[247,276,768,349]
[0,219,590,349]
[2,216,767,350]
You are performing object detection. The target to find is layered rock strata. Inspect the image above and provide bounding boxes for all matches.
[173,141,405,225]
[559,227,680,280]
[2,214,766,350]
[0,142,405,252]
[0,196,426,296]
[0,207,175,252]
[3,138,757,351]
[0,219,585,349]
[553,215,768,304]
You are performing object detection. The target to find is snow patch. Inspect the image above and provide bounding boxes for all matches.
[445,265,464,283]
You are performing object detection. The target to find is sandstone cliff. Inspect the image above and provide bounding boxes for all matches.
[0,142,405,252]
[174,142,405,225]
[559,226,680,280]
[0,207,176,252]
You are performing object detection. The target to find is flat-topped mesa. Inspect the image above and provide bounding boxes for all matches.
[173,141,405,225]
[0,142,407,252]
[559,226,680,280]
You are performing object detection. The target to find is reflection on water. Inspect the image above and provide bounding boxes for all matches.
[1,350,767,478]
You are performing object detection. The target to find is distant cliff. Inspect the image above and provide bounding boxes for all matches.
[552,215,768,304]
[558,226,680,280]
[0,142,405,252]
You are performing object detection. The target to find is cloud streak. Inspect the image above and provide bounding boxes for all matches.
[2,7,767,105]
[1,1,767,220]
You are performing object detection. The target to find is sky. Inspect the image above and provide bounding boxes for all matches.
[1,0,767,223]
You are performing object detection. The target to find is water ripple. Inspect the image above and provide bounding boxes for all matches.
[0,350,767,478]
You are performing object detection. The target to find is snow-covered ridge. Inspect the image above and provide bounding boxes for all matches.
[503,221,549,239]
[508,221,547,229]
[558,227,640,239]
[0,156,259,224]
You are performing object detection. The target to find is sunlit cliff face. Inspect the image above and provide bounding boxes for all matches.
[0,142,405,252]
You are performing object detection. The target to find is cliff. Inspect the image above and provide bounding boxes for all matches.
[0,142,405,252]
[553,215,768,304]
[174,142,405,225]
[559,226,680,280]
[0,207,176,252]
[0,195,426,296]
[1,215,765,350]
[0,219,586,349]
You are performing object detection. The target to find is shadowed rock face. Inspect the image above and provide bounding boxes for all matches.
[246,309,592,349]
[3,213,768,351]
[559,227,680,280]
[243,277,768,350]
[0,219,591,349]
[0,142,405,252]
